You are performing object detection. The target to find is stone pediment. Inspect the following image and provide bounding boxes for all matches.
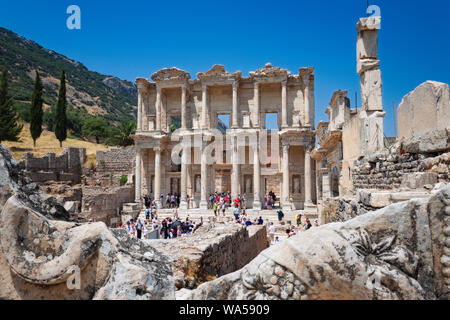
[197,65,241,82]
[151,67,190,82]
[250,63,289,79]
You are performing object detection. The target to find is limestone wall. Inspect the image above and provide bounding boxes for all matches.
[19,147,85,184]
[149,224,269,290]
[96,146,136,173]
[352,142,449,191]
[398,81,450,141]
[80,185,135,226]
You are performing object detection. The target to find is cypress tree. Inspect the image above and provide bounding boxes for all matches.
[0,69,22,144]
[54,70,67,148]
[30,70,43,147]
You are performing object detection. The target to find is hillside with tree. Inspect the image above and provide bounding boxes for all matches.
[0,27,137,133]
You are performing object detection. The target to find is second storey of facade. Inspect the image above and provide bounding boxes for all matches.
[135,63,315,133]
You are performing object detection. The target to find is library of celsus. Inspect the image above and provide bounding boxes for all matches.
[133,63,317,212]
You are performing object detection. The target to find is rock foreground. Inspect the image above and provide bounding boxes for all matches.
[1,144,450,300]
[179,185,450,300]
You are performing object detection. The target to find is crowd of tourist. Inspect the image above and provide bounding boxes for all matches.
[123,192,319,243]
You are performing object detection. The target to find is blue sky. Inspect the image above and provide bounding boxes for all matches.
[0,0,449,136]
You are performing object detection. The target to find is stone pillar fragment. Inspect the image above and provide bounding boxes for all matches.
[357,16,382,112]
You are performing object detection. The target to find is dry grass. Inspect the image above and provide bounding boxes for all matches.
[2,123,110,166]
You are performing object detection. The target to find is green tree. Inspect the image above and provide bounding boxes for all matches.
[54,71,67,147]
[105,120,136,147]
[0,69,22,144]
[30,70,43,147]
[82,117,108,144]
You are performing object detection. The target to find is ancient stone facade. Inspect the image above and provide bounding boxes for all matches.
[133,63,316,212]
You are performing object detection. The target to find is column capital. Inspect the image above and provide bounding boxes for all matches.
[281,79,287,86]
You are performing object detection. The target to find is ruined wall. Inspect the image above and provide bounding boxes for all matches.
[19,147,85,184]
[352,131,450,191]
[96,146,136,173]
[80,185,135,226]
[398,81,450,141]
[149,224,269,290]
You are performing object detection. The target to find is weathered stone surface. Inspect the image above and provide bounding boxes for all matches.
[0,144,174,300]
[360,68,383,111]
[398,81,450,142]
[0,144,70,220]
[0,196,174,300]
[180,185,450,300]
[149,223,268,290]
[401,172,438,189]
[402,127,450,154]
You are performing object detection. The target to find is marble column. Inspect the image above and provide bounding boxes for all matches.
[200,142,208,209]
[154,148,161,207]
[179,145,188,209]
[135,149,142,204]
[201,84,208,129]
[303,79,310,127]
[282,143,291,210]
[187,161,193,208]
[232,81,239,129]
[253,138,262,210]
[322,171,331,199]
[304,147,313,207]
[281,80,288,128]
[155,86,161,131]
[253,82,260,128]
[231,136,239,200]
[137,90,143,131]
[181,84,187,130]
